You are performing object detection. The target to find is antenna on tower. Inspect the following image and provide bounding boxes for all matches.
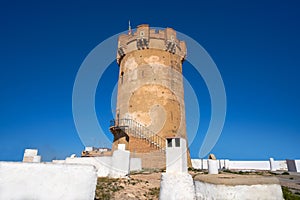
[128,20,132,35]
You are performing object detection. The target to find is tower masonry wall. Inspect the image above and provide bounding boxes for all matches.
[112,24,190,168]
[115,25,187,148]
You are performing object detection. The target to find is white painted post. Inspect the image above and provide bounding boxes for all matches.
[110,147,130,178]
[118,144,126,151]
[32,155,41,163]
[219,159,224,169]
[85,147,94,152]
[224,159,230,169]
[269,158,276,171]
[165,137,187,173]
[160,137,195,200]
[208,159,219,174]
[295,160,300,172]
[23,149,39,163]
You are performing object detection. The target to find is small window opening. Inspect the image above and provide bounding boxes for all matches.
[167,139,172,147]
[121,71,124,84]
[175,138,180,147]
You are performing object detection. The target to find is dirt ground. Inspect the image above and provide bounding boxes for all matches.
[95,171,162,200]
[94,169,300,199]
[276,172,300,194]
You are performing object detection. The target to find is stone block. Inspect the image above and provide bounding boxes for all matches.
[110,149,130,178]
[166,137,187,173]
[208,159,218,174]
[130,158,142,171]
[0,162,97,200]
[194,174,283,200]
[160,173,195,200]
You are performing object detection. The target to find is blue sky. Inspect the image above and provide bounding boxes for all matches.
[0,0,299,161]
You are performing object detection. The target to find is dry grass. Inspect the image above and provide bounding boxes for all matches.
[94,171,161,200]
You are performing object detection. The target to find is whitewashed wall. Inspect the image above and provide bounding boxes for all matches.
[229,161,270,170]
[63,149,140,178]
[110,149,130,178]
[296,160,300,172]
[130,158,142,171]
[160,173,195,200]
[191,159,208,170]
[0,162,97,200]
[192,159,288,171]
[65,157,112,177]
[166,138,188,173]
[194,181,283,200]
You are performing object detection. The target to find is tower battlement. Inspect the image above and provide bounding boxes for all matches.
[117,24,186,64]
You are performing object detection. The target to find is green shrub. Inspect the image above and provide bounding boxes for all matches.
[282,186,300,200]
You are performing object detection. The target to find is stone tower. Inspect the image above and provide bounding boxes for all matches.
[110,24,189,168]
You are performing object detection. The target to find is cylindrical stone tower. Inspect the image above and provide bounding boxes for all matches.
[110,24,189,168]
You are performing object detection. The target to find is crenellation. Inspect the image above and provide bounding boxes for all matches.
[117,24,186,64]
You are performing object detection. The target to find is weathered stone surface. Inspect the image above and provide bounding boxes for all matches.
[194,174,280,186]
[131,151,166,169]
[111,25,190,168]
[0,162,97,200]
[160,173,196,200]
[194,174,283,200]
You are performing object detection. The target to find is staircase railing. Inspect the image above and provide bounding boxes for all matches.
[110,118,165,151]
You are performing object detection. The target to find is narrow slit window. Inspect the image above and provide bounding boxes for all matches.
[175,138,180,147]
[167,139,172,147]
[121,71,124,84]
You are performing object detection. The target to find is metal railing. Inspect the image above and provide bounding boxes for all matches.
[110,118,165,151]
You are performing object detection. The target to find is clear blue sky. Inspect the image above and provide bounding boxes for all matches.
[1,0,299,161]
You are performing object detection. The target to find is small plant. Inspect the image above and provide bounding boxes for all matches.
[149,187,160,196]
[269,171,278,175]
[188,167,204,172]
[282,186,300,200]
[94,177,125,200]
[222,169,234,173]
[160,168,166,172]
[253,171,264,175]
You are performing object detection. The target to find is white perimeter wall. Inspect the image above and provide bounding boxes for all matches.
[296,160,300,172]
[229,161,271,170]
[0,162,97,200]
[160,173,195,200]
[63,149,140,178]
[194,181,283,200]
[130,158,142,171]
[192,159,288,171]
[65,157,112,177]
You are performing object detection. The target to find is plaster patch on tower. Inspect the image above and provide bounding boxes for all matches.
[148,104,166,133]
[128,84,181,138]
[124,56,138,72]
[130,111,152,126]
[121,50,179,69]
[130,69,138,81]
[144,55,166,66]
